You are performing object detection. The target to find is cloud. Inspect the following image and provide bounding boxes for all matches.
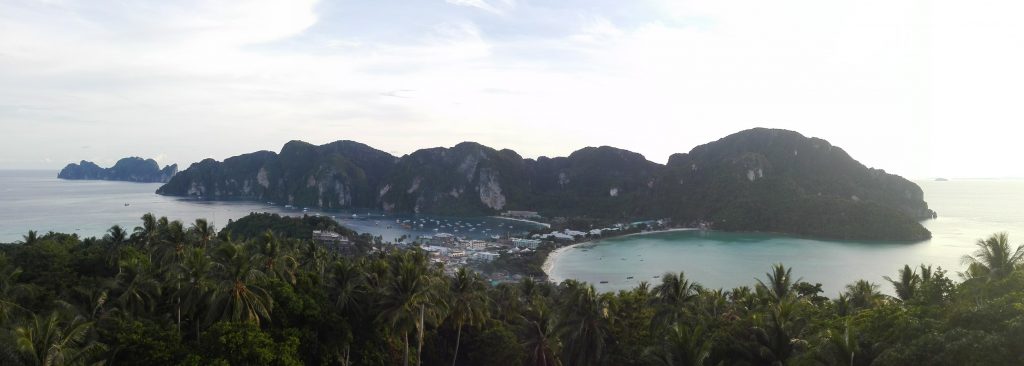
[444,0,512,14]
[1,0,1023,178]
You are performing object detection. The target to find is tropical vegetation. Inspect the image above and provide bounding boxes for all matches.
[1,214,1022,365]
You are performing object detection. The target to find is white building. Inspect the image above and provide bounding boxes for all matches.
[511,238,542,249]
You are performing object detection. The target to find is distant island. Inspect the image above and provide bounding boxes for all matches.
[59,157,178,183]
[157,128,936,241]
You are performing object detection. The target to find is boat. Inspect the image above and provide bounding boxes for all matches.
[626,276,634,279]
[599,281,609,284]
[936,177,949,182]
[124,203,129,206]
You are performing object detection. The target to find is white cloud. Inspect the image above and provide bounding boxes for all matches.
[444,0,512,14]
[0,0,1022,178]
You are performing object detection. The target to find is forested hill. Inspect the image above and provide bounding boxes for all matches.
[58,157,178,183]
[157,128,935,241]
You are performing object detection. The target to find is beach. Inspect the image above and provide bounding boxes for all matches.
[542,227,700,282]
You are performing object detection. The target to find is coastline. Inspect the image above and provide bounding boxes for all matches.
[490,215,552,228]
[542,227,700,282]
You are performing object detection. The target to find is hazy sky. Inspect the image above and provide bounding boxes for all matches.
[1,0,1021,178]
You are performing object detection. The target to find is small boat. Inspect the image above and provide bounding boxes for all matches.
[124,203,130,206]
[626,276,634,279]
[599,281,609,284]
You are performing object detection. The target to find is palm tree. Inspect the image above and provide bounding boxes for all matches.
[447,268,489,366]
[110,255,160,317]
[522,301,561,366]
[961,232,1024,281]
[844,280,885,310]
[883,265,919,302]
[650,272,699,328]
[206,242,273,326]
[644,324,712,366]
[0,261,32,322]
[556,280,609,366]
[174,247,214,337]
[376,251,445,366]
[251,231,298,284]
[13,311,106,366]
[20,230,38,245]
[756,263,800,303]
[133,213,158,247]
[189,218,215,248]
[104,225,128,247]
[746,298,807,365]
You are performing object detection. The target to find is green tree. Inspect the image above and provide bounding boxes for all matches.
[644,324,711,366]
[961,232,1024,281]
[13,311,106,366]
[757,263,800,303]
[447,268,489,366]
[206,242,273,326]
[883,265,920,302]
[556,280,609,366]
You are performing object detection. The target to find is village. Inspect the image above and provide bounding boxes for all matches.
[309,209,695,285]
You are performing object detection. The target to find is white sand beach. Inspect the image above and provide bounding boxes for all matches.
[542,227,700,281]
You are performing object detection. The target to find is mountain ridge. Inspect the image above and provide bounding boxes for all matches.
[58,157,178,183]
[156,128,935,241]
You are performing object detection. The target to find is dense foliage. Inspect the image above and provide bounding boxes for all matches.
[156,128,933,241]
[4,214,1018,365]
[58,157,178,183]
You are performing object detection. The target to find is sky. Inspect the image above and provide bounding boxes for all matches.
[1,0,1022,179]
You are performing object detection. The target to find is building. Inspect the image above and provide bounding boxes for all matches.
[313,230,354,254]
[472,251,500,262]
[511,238,542,249]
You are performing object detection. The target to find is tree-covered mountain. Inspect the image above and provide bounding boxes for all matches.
[58,157,177,183]
[157,128,935,240]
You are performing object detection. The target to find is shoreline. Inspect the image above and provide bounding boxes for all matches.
[542,227,700,282]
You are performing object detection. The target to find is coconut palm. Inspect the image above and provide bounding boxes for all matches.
[557,280,609,366]
[447,268,489,366]
[206,242,273,326]
[251,231,298,284]
[0,261,32,322]
[756,263,800,303]
[644,324,712,366]
[883,265,920,302]
[133,213,159,247]
[13,311,106,366]
[650,272,699,328]
[104,225,128,247]
[746,298,807,365]
[522,301,561,366]
[20,230,38,245]
[110,255,160,317]
[376,251,445,366]
[961,232,1024,281]
[189,218,215,249]
[844,280,885,310]
[174,247,214,336]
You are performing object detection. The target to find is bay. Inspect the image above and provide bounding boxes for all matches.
[0,170,541,243]
[546,179,1024,295]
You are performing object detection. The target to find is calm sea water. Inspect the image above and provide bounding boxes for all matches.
[547,179,1024,295]
[0,170,541,243]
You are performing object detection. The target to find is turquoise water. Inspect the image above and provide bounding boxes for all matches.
[547,180,1024,295]
[0,170,541,243]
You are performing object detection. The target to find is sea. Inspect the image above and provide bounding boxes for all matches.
[0,170,542,244]
[547,179,1024,294]
[3,170,1023,295]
